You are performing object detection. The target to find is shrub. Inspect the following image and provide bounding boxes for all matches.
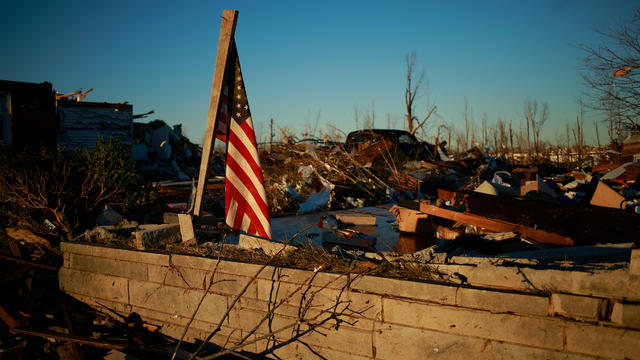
[0,139,156,241]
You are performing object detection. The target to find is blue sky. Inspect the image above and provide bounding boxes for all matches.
[1,1,637,146]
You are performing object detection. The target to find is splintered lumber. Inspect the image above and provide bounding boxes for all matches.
[11,328,168,354]
[354,139,392,164]
[418,201,574,246]
[0,305,19,329]
[0,254,58,270]
[436,188,640,245]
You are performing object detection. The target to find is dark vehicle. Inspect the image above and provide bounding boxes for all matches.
[344,129,446,166]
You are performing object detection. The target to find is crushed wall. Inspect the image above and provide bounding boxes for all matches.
[57,101,133,149]
[59,242,640,359]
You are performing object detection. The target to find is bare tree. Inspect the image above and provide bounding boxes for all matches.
[581,9,640,137]
[524,98,549,156]
[481,112,488,149]
[361,100,376,129]
[464,98,470,151]
[353,105,359,129]
[508,120,514,160]
[566,123,572,163]
[404,52,437,134]
[573,100,586,165]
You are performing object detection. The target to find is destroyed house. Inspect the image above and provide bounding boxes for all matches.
[0,80,57,147]
[57,99,133,149]
[0,79,134,150]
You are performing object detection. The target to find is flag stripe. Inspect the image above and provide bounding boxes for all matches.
[225,165,270,238]
[226,155,269,219]
[227,122,267,204]
[225,174,269,238]
[230,119,263,179]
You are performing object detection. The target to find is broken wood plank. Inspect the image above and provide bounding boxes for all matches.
[0,253,58,270]
[436,188,640,246]
[5,227,61,255]
[62,304,85,360]
[419,201,574,246]
[8,240,22,258]
[11,328,168,354]
[0,305,19,329]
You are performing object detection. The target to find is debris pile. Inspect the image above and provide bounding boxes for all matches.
[132,120,206,181]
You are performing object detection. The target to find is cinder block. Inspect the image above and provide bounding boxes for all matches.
[147,264,209,290]
[255,266,349,290]
[231,307,373,357]
[178,214,195,242]
[373,323,573,360]
[351,275,457,305]
[631,249,640,275]
[133,223,181,250]
[60,242,94,256]
[565,322,640,358]
[456,287,549,316]
[70,253,148,281]
[59,268,128,303]
[237,292,376,331]
[462,263,640,301]
[257,278,339,307]
[170,254,221,271]
[611,302,640,329]
[129,304,230,336]
[128,279,226,324]
[68,292,132,317]
[208,272,258,298]
[228,307,293,337]
[63,252,70,268]
[290,322,373,358]
[550,293,604,320]
[91,246,169,266]
[156,322,246,352]
[216,259,266,277]
[255,338,372,360]
[382,298,564,350]
[238,234,296,256]
[257,278,382,323]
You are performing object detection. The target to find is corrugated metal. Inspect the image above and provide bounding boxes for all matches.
[58,102,133,149]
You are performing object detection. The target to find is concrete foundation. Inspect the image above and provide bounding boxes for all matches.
[59,242,640,359]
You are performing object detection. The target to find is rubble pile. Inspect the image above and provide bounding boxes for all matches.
[3,131,640,358]
[0,239,177,359]
[132,120,206,181]
[261,143,389,215]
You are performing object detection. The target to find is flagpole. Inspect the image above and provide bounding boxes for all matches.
[194,9,238,216]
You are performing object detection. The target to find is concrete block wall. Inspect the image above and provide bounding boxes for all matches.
[59,242,640,359]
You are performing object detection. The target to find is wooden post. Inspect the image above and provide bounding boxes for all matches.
[193,10,238,216]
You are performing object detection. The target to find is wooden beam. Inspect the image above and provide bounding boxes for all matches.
[419,201,574,246]
[12,328,168,354]
[436,188,640,246]
[0,253,59,270]
[0,305,19,329]
[193,10,239,216]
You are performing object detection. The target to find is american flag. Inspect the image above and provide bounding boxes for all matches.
[219,42,272,239]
